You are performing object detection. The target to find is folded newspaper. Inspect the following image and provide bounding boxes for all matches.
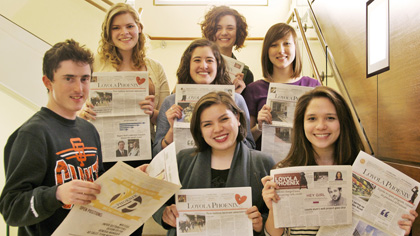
[317,151,420,236]
[52,143,181,236]
[271,165,352,228]
[90,71,152,162]
[262,83,314,163]
[175,187,253,236]
[221,55,245,82]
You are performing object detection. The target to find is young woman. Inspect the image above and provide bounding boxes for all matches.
[243,23,321,150]
[78,4,170,235]
[152,39,255,156]
[261,86,418,235]
[153,91,275,236]
[201,5,253,94]
[79,3,170,141]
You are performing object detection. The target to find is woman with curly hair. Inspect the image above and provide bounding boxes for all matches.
[201,5,253,94]
[81,3,170,139]
[153,39,255,156]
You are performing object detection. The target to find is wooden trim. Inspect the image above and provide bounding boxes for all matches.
[101,0,113,6]
[85,0,106,12]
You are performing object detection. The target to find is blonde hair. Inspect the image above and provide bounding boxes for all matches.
[98,3,146,69]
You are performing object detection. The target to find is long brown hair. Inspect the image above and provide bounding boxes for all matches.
[98,3,146,70]
[200,5,248,51]
[261,23,302,80]
[278,86,364,168]
[176,39,231,85]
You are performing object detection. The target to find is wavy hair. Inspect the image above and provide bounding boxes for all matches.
[190,91,247,152]
[200,5,248,51]
[176,39,231,85]
[261,23,302,80]
[98,3,146,69]
[277,86,365,168]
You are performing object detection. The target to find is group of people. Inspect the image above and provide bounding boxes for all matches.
[0,3,417,236]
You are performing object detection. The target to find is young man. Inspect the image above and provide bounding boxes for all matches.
[0,39,104,235]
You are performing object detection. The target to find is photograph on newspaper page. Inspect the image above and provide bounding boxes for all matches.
[271,165,352,228]
[173,84,235,153]
[95,115,151,162]
[52,144,181,236]
[261,122,292,163]
[175,187,252,236]
[90,72,152,162]
[222,55,245,82]
[266,83,313,125]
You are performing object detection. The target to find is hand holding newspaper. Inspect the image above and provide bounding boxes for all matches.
[317,151,420,236]
[175,187,253,236]
[221,55,245,82]
[270,165,352,228]
[52,143,181,236]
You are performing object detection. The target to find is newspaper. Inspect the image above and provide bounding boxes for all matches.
[261,83,314,162]
[90,72,151,162]
[317,151,420,236]
[222,55,245,82]
[52,143,181,236]
[173,84,235,153]
[175,187,253,236]
[261,122,293,164]
[271,165,352,228]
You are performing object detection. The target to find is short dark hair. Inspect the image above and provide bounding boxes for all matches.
[261,23,302,79]
[190,91,246,152]
[43,39,94,83]
[176,39,231,85]
[200,5,248,51]
[118,140,125,145]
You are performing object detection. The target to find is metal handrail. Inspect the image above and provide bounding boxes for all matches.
[305,0,374,155]
[293,9,322,83]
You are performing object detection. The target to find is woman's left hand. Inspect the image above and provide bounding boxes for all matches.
[246,206,263,233]
[139,95,156,118]
[233,73,246,94]
[399,209,418,235]
[135,164,149,173]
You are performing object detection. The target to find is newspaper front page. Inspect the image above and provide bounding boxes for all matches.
[173,84,235,152]
[261,83,314,162]
[222,55,245,82]
[52,143,181,236]
[271,165,352,228]
[175,187,253,236]
[317,151,420,236]
[90,72,151,162]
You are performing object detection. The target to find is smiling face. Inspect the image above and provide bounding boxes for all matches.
[215,15,237,54]
[189,46,217,84]
[111,13,140,53]
[304,97,340,154]
[200,103,240,153]
[43,60,91,120]
[268,33,296,72]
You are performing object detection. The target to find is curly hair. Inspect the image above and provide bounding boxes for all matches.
[176,39,231,85]
[277,86,365,168]
[98,3,146,70]
[261,23,302,80]
[200,5,248,51]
